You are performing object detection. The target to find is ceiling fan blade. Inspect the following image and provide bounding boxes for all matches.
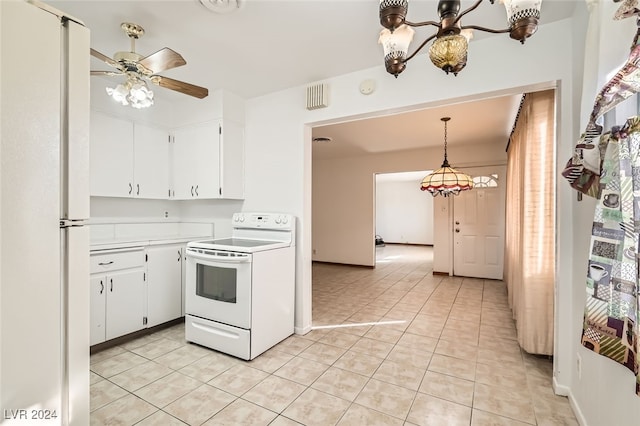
[138,48,186,74]
[91,70,124,77]
[151,75,208,99]
[90,48,119,68]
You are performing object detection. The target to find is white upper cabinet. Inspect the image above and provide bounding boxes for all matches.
[134,123,170,199]
[90,112,134,197]
[90,111,170,199]
[171,118,244,200]
[219,120,244,200]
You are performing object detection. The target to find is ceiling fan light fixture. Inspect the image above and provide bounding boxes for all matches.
[106,77,154,109]
[91,22,208,107]
[106,83,130,106]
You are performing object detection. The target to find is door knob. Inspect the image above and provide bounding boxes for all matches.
[455,228,460,233]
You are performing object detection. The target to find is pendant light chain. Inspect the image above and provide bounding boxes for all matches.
[443,119,448,163]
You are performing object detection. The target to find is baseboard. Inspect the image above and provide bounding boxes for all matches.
[381,243,433,247]
[551,377,586,425]
[552,376,570,396]
[311,261,374,269]
[568,390,588,426]
[90,317,184,354]
[433,271,449,276]
[294,324,313,335]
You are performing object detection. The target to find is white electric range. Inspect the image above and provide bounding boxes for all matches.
[185,212,295,360]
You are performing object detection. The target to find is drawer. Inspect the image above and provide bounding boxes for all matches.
[90,248,144,273]
[185,315,250,360]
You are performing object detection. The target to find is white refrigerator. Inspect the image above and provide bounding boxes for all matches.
[1,1,90,425]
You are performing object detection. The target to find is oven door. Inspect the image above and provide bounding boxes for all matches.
[185,248,252,329]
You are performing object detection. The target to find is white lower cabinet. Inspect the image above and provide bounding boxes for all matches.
[146,245,183,327]
[90,276,106,346]
[105,269,146,340]
[90,248,146,345]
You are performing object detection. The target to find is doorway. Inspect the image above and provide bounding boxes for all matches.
[375,171,433,254]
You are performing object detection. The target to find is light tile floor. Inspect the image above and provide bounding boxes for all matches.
[90,244,578,425]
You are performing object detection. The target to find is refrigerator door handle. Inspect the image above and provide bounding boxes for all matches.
[60,219,87,228]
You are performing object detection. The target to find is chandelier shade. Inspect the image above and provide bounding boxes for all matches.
[420,117,474,197]
[379,25,415,76]
[420,164,474,197]
[378,0,542,77]
[428,34,468,75]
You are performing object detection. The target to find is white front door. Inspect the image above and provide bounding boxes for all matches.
[453,167,506,280]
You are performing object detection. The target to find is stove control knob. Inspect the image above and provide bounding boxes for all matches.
[275,217,281,224]
[239,215,245,222]
[233,214,239,222]
[282,216,289,224]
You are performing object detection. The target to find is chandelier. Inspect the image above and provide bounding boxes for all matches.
[421,117,474,197]
[106,74,154,109]
[378,0,542,76]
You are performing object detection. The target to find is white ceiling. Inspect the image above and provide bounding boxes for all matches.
[312,94,523,159]
[49,0,577,159]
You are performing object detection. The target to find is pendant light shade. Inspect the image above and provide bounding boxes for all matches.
[420,117,474,197]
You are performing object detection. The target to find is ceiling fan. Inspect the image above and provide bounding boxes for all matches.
[91,22,208,107]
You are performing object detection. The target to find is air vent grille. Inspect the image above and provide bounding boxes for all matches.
[306,83,329,110]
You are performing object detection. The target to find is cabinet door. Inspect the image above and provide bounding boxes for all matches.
[90,275,106,345]
[105,269,145,340]
[146,245,182,327]
[172,125,199,199]
[134,123,170,199]
[219,119,245,199]
[194,121,220,198]
[90,112,134,197]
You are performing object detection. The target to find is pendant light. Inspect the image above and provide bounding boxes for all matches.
[420,117,474,197]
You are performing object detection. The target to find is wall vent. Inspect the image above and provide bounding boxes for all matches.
[306,83,329,110]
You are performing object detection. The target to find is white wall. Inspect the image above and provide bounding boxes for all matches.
[375,178,434,246]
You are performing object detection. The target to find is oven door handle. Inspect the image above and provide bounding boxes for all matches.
[186,249,251,263]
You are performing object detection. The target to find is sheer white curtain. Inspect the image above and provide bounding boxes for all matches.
[505,89,556,355]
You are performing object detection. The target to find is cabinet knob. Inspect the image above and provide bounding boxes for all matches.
[191,186,194,197]
[178,251,181,262]
[195,185,199,197]
[129,183,133,195]
[99,280,104,294]
[137,184,140,195]
[110,278,113,292]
